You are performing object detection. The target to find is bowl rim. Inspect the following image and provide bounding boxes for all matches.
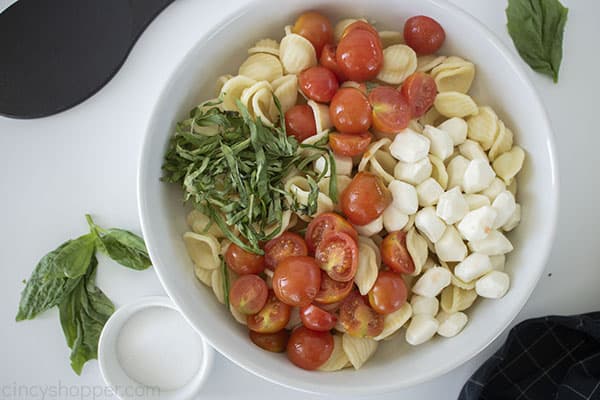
[137,0,559,394]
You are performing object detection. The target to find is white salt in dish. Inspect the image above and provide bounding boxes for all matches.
[98,296,214,400]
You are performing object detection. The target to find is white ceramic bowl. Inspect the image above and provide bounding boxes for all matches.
[138,0,558,395]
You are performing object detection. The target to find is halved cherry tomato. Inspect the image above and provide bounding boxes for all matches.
[292,11,333,56]
[400,72,437,118]
[315,231,358,282]
[368,86,411,134]
[272,256,321,307]
[342,20,379,39]
[329,88,372,134]
[336,29,383,82]
[403,15,446,55]
[230,274,269,315]
[285,104,317,142]
[314,271,354,304]
[249,329,289,353]
[264,232,308,270]
[286,326,334,370]
[247,291,292,333]
[381,231,415,274]
[340,172,391,225]
[319,44,346,81]
[300,304,337,331]
[305,212,358,254]
[225,243,265,275]
[329,132,372,157]
[299,66,339,103]
[368,271,408,314]
[339,290,384,338]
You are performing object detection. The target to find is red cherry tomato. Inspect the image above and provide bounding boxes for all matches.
[292,11,333,56]
[368,271,408,314]
[336,29,383,82]
[340,172,392,225]
[368,86,411,134]
[314,271,354,304]
[329,88,372,134]
[229,274,269,315]
[300,304,337,331]
[305,212,358,254]
[319,44,346,81]
[249,329,289,353]
[400,72,437,118]
[263,232,308,270]
[286,326,334,370]
[225,243,265,275]
[339,290,384,338]
[315,231,358,282]
[342,20,380,39]
[381,231,415,274]
[329,132,372,157]
[403,15,446,55]
[285,104,317,142]
[299,66,339,103]
[272,256,321,307]
[247,291,291,333]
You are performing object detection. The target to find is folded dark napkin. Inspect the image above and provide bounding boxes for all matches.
[459,312,600,400]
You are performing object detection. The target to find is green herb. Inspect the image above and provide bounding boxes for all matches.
[16,215,151,374]
[221,258,230,310]
[506,0,568,83]
[162,98,334,254]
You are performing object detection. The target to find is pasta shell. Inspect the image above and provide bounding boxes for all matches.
[194,265,213,287]
[417,55,447,72]
[355,240,379,295]
[429,154,449,190]
[408,119,425,133]
[261,210,294,238]
[433,62,475,93]
[239,53,283,82]
[183,232,221,270]
[318,175,352,200]
[379,30,404,47]
[488,120,514,161]
[507,177,518,197]
[334,18,367,42]
[285,176,334,218]
[220,75,256,111]
[418,107,446,127]
[308,100,333,132]
[318,334,350,372]
[377,44,417,84]
[211,269,225,304]
[219,239,232,257]
[492,146,525,184]
[215,74,233,96]
[440,285,478,313]
[279,33,317,74]
[439,260,477,290]
[187,210,224,238]
[407,227,429,276]
[434,92,478,118]
[358,138,392,172]
[459,139,487,160]
[405,213,416,230]
[373,303,413,340]
[285,307,302,330]
[358,236,382,266]
[248,38,280,56]
[240,81,272,113]
[230,305,247,325]
[342,334,379,370]
[269,75,298,119]
[252,87,276,127]
[467,106,499,150]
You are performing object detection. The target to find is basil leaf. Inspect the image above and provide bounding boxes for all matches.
[99,229,152,270]
[59,255,114,375]
[506,0,568,82]
[51,233,96,279]
[16,242,81,321]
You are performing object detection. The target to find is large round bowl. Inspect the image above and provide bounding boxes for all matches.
[138,0,558,394]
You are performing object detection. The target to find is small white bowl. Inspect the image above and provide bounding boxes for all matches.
[98,296,214,400]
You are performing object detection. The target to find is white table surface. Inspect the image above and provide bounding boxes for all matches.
[1,0,596,399]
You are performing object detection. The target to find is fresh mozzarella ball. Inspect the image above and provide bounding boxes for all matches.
[394,158,432,185]
[423,125,454,161]
[490,254,506,271]
[314,154,353,177]
[406,314,439,345]
[436,187,469,225]
[468,230,514,256]
[476,271,510,299]
[416,178,444,207]
[446,155,469,190]
[454,253,493,282]
[415,207,447,243]
[502,204,521,232]
[388,180,418,214]
[410,295,439,316]
[434,226,468,262]
[492,191,517,229]
[390,129,431,163]
[437,117,468,146]
[436,311,468,337]
[481,178,506,202]
[354,215,384,237]
[383,205,409,232]
[464,194,491,210]
[457,206,497,241]
[412,267,452,297]
[459,140,487,160]
[463,159,496,194]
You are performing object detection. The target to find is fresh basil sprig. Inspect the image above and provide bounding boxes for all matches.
[16,215,151,374]
[506,0,568,83]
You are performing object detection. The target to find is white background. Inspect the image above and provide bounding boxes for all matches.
[1,0,597,399]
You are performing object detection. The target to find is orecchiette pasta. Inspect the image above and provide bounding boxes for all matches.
[377,44,417,84]
[434,92,478,118]
[429,154,449,190]
[230,304,247,325]
[308,100,333,132]
[183,232,221,270]
[285,176,334,219]
[417,55,447,72]
[215,74,233,96]
[238,53,283,83]
[355,240,379,295]
[187,209,224,238]
[488,120,514,161]
[379,30,404,47]
[359,236,382,266]
[492,146,525,184]
[269,74,298,119]
[194,265,213,287]
[279,33,317,74]
[318,335,350,372]
[342,334,378,369]
[359,138,396,184]
[220,75,256,111]
[431,58,475,93]
[211,269,225,304]
[407,227,429,276]
[373,303,412,340]
[333,18,367,41]
[440,285,478,313]
[248,38,280,56]
[466,106,499,150]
